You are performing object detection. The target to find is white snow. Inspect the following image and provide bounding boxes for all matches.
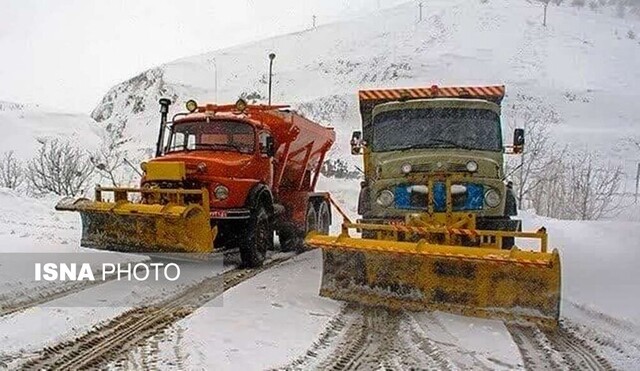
[410,311,525,369]
[0,256,226,366]
[521,211,640,324]
[0,103,102,161]
[1,0,639,368]
[155,250,342,370]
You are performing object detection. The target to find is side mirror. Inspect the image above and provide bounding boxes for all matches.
[513,128,525,154]
[265,136,276,157]
[351,131,364,155]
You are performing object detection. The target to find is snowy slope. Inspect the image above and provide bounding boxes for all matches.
[0,101,102,160]
[92,0,640,180]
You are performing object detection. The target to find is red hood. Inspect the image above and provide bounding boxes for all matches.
[152,151,255,179]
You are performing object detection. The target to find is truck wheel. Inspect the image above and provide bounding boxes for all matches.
[280,201,317,252]
[240,205,272,267]
[502,219,522,250]
[279,229,300,252]
[306,202,318,235]
[316,200,330,235]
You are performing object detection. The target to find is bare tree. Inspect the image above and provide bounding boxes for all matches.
[528,150,570,218]
[565,153,624,220]
[0,151,24,189]
[27,139,95,196]
[505,95,561,207]
[539,0,564,26]
[622,136,640,152]
[90,133,129,187]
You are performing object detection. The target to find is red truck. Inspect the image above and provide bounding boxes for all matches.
[57,98,335,267]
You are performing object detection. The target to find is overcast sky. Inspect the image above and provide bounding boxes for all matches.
[0,0,406,113]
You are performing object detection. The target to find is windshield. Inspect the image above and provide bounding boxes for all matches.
[371,108,502,152]
[167,119,255,154]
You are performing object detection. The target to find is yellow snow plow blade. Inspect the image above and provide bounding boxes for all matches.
[56,187,215,254]
[308,222,561,327]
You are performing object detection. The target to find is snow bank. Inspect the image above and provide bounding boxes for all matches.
[521,211,640,324]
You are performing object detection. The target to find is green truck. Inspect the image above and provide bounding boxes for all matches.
[352,85,524,247]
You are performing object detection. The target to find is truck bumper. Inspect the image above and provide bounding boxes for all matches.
[210,208,251,220]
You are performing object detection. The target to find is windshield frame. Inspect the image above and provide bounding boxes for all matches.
[165,118,257,155]
[370,107,503,153]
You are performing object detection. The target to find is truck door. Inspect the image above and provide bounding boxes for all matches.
[258,131,274,188]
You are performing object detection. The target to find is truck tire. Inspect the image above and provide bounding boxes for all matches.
[280,201,317,252]
[316,200,330,235]
[278,229,300,252]
[502,219,522,250]
[239,205,272,267]
[305,202,318,235]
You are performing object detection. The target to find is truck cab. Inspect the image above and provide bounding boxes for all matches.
[145,111,276,219]
[354,86,523,247]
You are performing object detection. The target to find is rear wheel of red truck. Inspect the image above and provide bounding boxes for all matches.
[316,200,330,235]
[240,205,272,268]
[279,201,318,252]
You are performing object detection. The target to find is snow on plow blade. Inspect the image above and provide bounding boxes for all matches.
[308,230,561,327]
[56,187,214,254]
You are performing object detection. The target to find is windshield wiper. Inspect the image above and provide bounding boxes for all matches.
[166,145,189,152]
[196,143,243,152]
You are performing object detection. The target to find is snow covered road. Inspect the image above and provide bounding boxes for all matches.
[1,181,639,370]
[114,248,636,370]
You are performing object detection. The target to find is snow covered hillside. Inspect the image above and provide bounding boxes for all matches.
[0,101,102,160]
[92,0,640,182]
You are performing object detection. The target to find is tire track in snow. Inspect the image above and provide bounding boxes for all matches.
[508,323,615,371]
[544,325,615,371]
[402,313,461,370]
[0,274,117,317]
[278,304,354,370]
[282,305,453,370]
[507,324,564,370]
[17,253,295,370]
[0,249,239,318]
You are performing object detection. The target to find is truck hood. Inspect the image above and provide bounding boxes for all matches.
[152,151,255,179]
[372,148,503,179]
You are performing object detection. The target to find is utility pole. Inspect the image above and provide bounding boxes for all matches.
[268,53,276,105]
[209,57,218,102]
[635,162,640,203]
[419,2,423,22]
[312,15,317,29]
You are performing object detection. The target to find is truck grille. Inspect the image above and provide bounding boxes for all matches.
[411,163,468,173]
[143,180,207,205]
[394,183,483,211]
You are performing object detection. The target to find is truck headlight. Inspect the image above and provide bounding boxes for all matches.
[466,161,478,172]
[214,185,229,200]
[376,189,394,207]
[401,163,412,174]
[484,189,501,208]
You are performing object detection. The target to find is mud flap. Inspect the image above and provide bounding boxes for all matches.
[310,233,561,327]
[58,198,215,254]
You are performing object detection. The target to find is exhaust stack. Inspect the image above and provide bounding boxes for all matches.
[156,98,172,157]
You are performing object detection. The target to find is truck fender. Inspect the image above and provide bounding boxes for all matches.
[245,183,274,214]
[505,186,518,216]
[357,183,370,216]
